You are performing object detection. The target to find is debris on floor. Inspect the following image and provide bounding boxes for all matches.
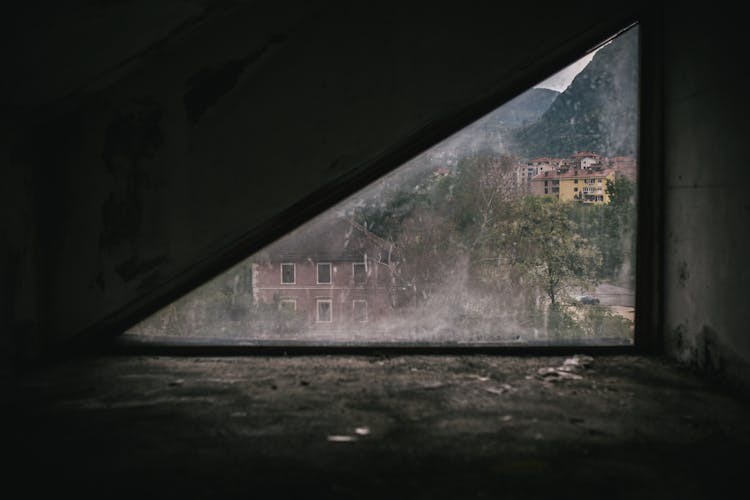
[535,355,594,382]
[10,354,750,498]
[327,435,358,442]
[329,426,370,442]
[562,355,594,370]
[485,384,514,395]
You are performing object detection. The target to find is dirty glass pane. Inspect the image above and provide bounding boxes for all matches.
[353,263,367,285]
[317,300,332,323]
[317,263,332,284]
[125,25,638,346]
[280,263,295,284]
[353,300,368,323]
[279,299,296,312]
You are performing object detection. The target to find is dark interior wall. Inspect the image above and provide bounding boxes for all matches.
[663,10,750,389]
[2,129,39,373]
[4,0,644,365]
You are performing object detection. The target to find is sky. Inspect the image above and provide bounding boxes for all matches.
[534,49,598,92]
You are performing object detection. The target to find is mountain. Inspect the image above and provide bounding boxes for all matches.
[428,87,559,158]
[485,88,560,129]
[510,26,639,158]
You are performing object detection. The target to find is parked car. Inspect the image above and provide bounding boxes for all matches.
[575,295,600,305]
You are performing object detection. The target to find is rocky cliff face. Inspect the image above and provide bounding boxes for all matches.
[512,25,639,158]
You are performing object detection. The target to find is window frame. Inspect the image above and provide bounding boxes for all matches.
[352,262,367,285]
[113,15,662,356]
[279,298,297,312]
[317,262,332,285]
[352,299,368,323]
[316,298,333,323]
[280,263,296,285]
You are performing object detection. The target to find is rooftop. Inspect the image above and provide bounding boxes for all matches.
[532,168,615,181]
[571,152,601,158]
[259,216,390,263]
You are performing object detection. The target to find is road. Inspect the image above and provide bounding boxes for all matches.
[595,282,635,321]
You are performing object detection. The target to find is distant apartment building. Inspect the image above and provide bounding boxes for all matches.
[526,151,634,203]
[531,166,616,203]
[515,157,563,191]
[570,151,601,169]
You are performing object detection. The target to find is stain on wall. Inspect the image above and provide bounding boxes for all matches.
[100,97,163,252]
[677,261,689,288]
[663,11,750,391]
[184,34,287,124]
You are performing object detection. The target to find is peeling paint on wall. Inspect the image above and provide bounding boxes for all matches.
[97,97,169,289]
[100,97,163,251]
[183,34,287,124]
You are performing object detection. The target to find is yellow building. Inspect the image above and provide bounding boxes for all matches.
[530,168,616,204]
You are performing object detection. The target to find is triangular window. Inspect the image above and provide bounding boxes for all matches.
[125,24,639,346]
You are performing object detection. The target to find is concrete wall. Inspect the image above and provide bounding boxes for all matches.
[663,10,750,389]
[1,129,41,373]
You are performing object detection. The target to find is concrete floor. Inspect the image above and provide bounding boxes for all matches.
[7,354,750,499]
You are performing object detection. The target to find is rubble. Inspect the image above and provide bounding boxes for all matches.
[536,355,594,382]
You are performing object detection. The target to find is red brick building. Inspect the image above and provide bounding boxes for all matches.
[251,217,394,329]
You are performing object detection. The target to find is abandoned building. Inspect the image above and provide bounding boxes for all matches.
[251,217,393,328]
[4,1,750,498]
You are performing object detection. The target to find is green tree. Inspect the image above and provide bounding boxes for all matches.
[446,154,518,246]
[603,175,636,284]
[501,196,602,305]
[352,188,429,242]
[565,175,636,283]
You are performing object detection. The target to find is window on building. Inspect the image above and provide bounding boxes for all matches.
[281,263,295,284]
[317,299,332,323]
[317,263,332,284]
[353,300,368,322]
[279,298,296,312]
[125,23,639,347]
[353,263,367,285]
